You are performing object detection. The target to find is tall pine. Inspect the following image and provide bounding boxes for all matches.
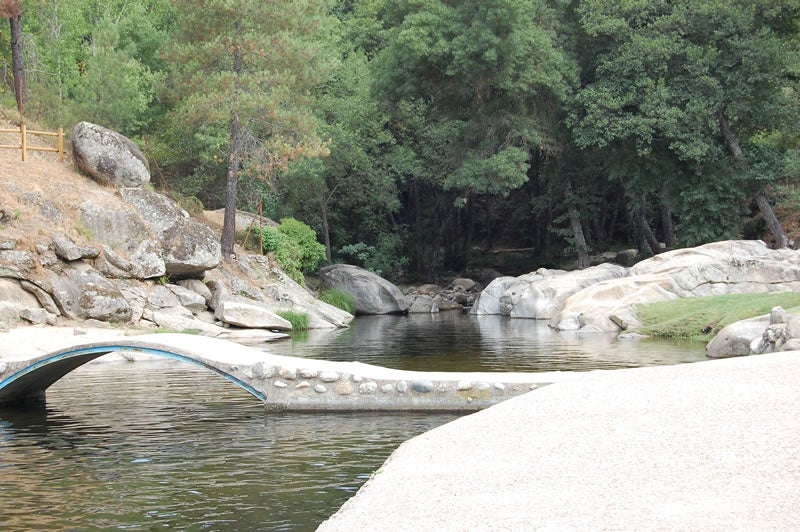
[166,0,335,259]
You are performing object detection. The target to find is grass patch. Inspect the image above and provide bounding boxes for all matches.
[636,292,800,341]
[319,288,356,314]
[153,327,202,335]
[277,310,310,331]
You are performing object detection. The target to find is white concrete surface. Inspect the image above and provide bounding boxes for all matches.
[320,351,800,530]
[0,328,575,411]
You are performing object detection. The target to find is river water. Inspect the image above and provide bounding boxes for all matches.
[0,314,708,530]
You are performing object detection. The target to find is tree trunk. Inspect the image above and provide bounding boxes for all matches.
[659,183,677,249]
[754,191,790,248]
[319,191,331,262]
[565,181,589,269]
[221,113,241,260]
[221,23,244,261]
[635,205,660,255]
[717,109,789,248]
[9,14,24,117]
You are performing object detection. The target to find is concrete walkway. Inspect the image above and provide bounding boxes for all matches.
[319,351,800,530]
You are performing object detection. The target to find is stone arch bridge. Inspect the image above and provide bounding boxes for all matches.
[0,334,554,411]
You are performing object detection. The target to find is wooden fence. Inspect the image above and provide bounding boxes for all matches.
[0,124,64,162]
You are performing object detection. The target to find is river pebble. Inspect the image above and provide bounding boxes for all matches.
[335,381,353,395]
[299,369,318,379]
[279,367,297,380]
[319,371,339,382]
[359,381,378,394]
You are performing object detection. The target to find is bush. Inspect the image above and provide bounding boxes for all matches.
[255,217,326,285]
[337,231,409,279]
[319,288,356,314]
[277,310,310,331]
[278,218,326,271]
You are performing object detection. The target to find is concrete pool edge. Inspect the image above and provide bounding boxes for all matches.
[318,351,800,530]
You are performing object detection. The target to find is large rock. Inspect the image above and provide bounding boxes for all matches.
[46,262,132,322]
[120,188,221,278]
[511,263,628,320]
[552,241,800,333]
[706,315,771,359]
[408,294,441,314]
[79,200,165,279]
[470,276,523,315]
[471,269,566,316]
[214,296,292,330]
[499,270,566,315]
[160,218,221,278]
[0,278,43,326]
[230,254,354,329]
[318,264,408,315]
[71,122,150,188]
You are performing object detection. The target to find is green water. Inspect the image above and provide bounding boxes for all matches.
[0,314,707,529]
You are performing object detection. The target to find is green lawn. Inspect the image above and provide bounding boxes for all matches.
[635,292,800,342]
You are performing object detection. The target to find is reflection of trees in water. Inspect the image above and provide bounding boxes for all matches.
[0,362,457,530]
[263,313,706,372]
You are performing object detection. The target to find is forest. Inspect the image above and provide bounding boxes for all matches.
[1,0,798,281]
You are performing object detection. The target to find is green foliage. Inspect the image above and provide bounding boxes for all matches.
[5,0,800,274]
[154,327,201,335]
[171,192,204,217]
[277,218,327,271]
[74,219,92,239]
[636,293,800,341]
[337,230,409,278]
[277,310,310,331]
[319,288,357,314]
[256,218,326,284]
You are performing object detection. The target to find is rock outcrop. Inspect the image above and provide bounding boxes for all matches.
[471,265,627,320]
[708,306,800,359]
[552,241,800,333]
[319,264,408,315]
[706,315,772,358]
[0,129,353,333]
[71,122,150,188]
[120,188,220,277]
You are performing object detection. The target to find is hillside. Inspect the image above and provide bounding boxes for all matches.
[0,118,352,333]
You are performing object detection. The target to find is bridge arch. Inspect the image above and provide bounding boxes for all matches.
[0,343,266,406]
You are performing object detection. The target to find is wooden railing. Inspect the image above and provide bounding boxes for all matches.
[0,124,65,162]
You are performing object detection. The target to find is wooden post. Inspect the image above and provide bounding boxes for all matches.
[58,127,64,162]
[20,123,26,161]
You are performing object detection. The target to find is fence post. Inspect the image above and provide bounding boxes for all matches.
[20,123,26,161]
[58,127,64,162]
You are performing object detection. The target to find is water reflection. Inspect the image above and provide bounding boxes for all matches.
[267,313,707,372]
[0,313,707,529]
[0,360,456,531]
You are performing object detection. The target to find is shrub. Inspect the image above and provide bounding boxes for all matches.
[254,218,326,285]
[277,218,326,271]
[277,310,310,331]
[172,192,205,216]
[319,288,356,314]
